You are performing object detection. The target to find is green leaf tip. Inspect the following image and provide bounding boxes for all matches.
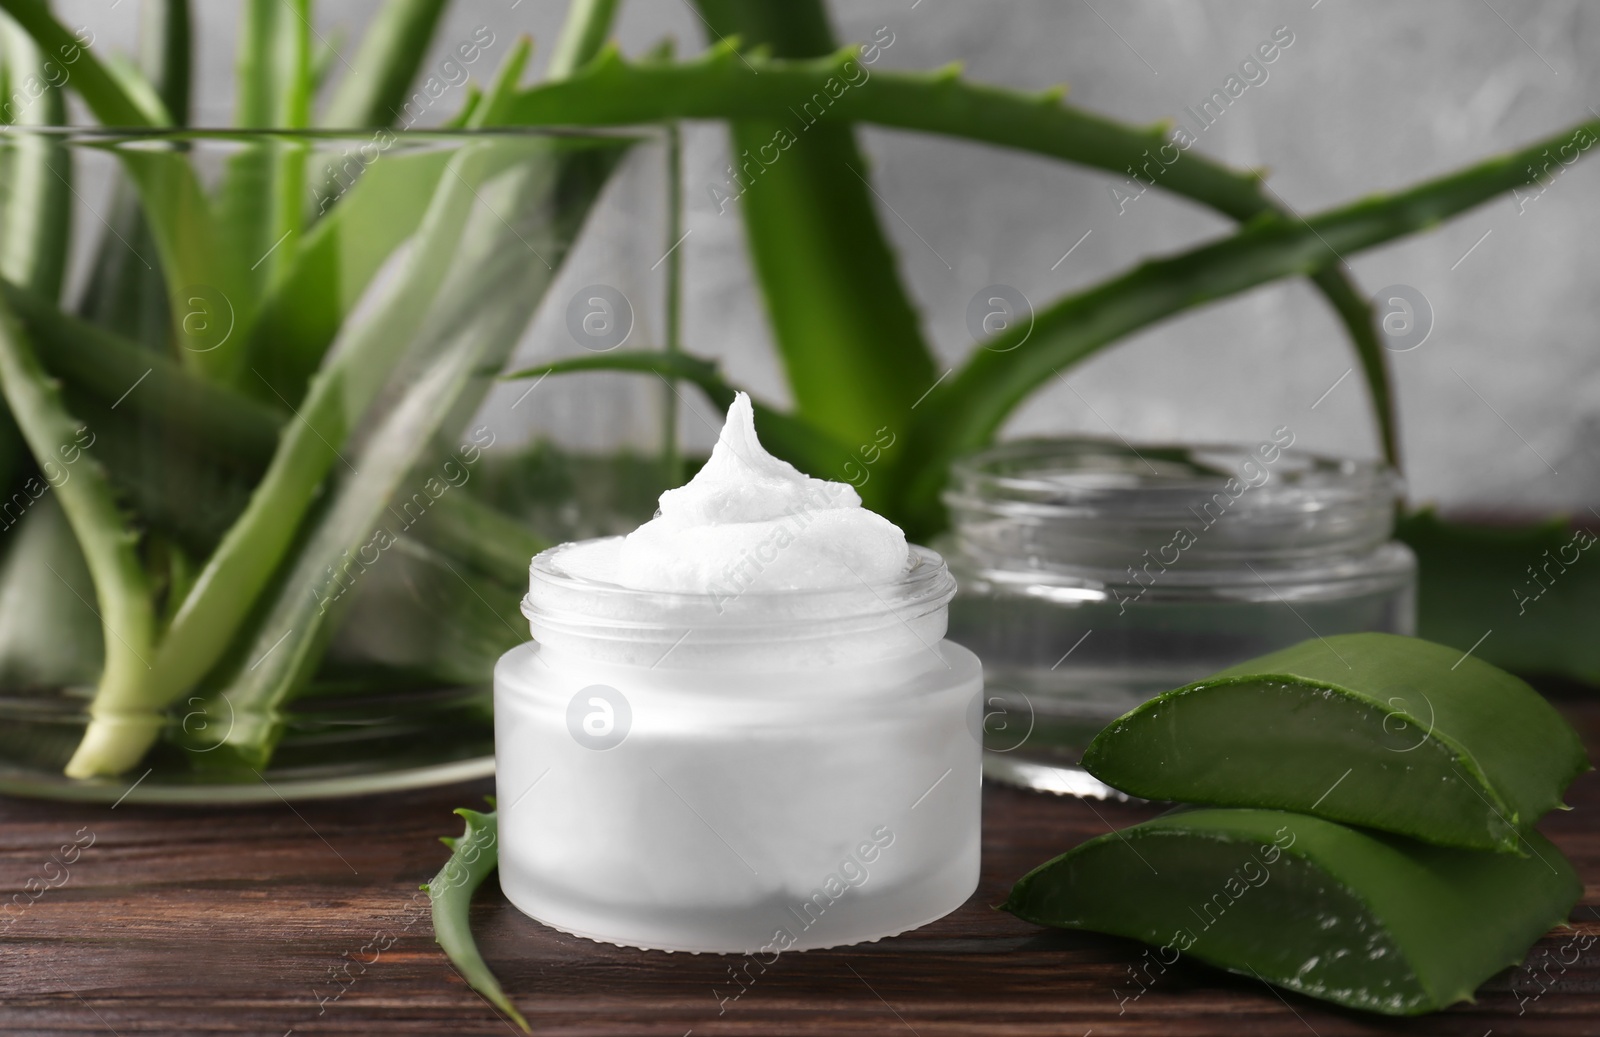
[430,805,529,1033]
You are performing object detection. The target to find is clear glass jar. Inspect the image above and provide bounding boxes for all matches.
[941,436,1416,797]
[495,542,983,953]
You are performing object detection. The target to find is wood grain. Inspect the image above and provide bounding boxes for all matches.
[2,698,1598,1036]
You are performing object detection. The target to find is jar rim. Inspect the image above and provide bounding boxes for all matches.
[522,540,957,643]
[946,437,1398,514]
[943,437,1401,569]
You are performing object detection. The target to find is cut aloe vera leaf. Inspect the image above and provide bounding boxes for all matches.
[1083,633,1589,852]
[1004,807,1580,1016]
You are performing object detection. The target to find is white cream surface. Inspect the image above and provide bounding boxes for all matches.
[559,393,909,593]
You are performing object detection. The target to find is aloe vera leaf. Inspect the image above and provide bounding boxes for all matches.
[502,350,869,506]
[245,0,622,404]
[425,807,529,1034]
[0,290,157,778]
[246,146,454,405]
[1084,634,1589,853]
[501,49,1402,462]
[441,83,482,129]
[320,0,449,128]
[5,281,282,461]
[130,142,513,734]
[73,0,187,352]
[8,287,269,552]
[0,0,166,126]
[545,0,621,79]
[137,0,190,125]
[0,16,68,302]
[0,3,241,378]
[0,13,67,499]
[101,52,174,128]
[1398,510,1600,685]
[898,117,1598,534]
[217,0,312,317]
[0,494,103,689]
[196,136,617,766]
[684,6,938,449]
[59,45,557,776]
[167,46,615,766]
[502,48,1276,225]
[1004,807,1580,1016]
[233,0,311,127]
[8,283,288,554]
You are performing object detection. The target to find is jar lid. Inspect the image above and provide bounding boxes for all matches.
[943,437,1401,573]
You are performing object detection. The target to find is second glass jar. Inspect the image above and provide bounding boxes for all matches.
[941,434,1416,797]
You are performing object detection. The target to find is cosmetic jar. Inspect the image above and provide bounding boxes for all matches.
[942,436,1415,797]
[494,542,982,953]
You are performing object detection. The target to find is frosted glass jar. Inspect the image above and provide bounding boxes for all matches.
[943,437,1416,797]
[494,543,982,953]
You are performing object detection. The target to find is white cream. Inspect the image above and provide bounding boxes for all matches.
[495,398,981,954]
[561,392,909,594]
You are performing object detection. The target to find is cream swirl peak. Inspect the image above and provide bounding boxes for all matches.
[559,393,909,594]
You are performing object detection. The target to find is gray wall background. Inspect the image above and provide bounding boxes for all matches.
[56,0,1600,514]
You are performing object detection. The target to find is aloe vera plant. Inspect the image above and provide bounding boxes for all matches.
[0,0,629,779]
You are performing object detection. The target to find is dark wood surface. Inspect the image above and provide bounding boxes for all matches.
[4,701,1599,1036]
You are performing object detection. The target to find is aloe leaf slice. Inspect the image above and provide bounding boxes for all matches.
[1004,807,1580,1016]
[1083,634,1590,852]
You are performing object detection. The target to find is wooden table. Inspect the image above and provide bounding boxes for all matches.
[4,699,1598,1036]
